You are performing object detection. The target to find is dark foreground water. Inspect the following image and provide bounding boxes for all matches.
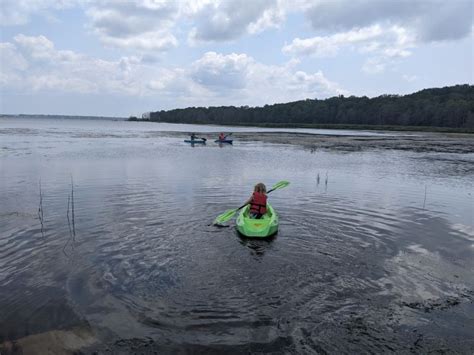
[1,117,473,353]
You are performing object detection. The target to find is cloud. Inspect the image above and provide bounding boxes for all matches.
[187,0,285,43]
[402,74,418,82]
[284,24,415,73]
[0,0,77,26]
[2,0,286,50]
[282,0,473,66]
[283,25,385,57]
[3,0,471,54]
[85,1,179,52]
[284,24,417,74]
[286,0,472,74]
[0,35,345,109]
[361,57,386,74]
[418,1,473,42]
[188,51,346,104]
[283,1,472,73]
[1,35,150,95]
[0,42,28,86]
[304,0,473,43]
[191,52,253,90]
[290,70,346,96]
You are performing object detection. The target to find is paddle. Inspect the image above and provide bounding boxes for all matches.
[213,180,290,225]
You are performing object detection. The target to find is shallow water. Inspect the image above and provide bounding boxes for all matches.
[1,117,473,353]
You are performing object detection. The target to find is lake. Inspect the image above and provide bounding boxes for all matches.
[1,116,473,353]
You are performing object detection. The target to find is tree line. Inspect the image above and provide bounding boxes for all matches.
[149,85,474,130]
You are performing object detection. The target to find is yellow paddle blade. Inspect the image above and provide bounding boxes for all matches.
[268,180,290,193]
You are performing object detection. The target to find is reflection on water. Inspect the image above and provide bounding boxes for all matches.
[0,117,473,353]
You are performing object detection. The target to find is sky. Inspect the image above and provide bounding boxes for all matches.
[0,0,473,117]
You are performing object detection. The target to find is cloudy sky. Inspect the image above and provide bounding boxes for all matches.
[1,0,472,117]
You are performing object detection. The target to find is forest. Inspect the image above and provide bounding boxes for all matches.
[149,85,474,130]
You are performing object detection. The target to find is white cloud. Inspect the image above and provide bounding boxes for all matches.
[2,0,471,56]
[247,3,285,34]
[304,0,473,43]
[361,57,386,74]
[96,31,178,52]
[0,42,28,86]
[285,0,472,74]
[283,25,385,57]
[85,1,179,52]
[187,0,285,44]
[150,51,346,106]
[1,35,149,95]
[188,51,346,104]
[0,35,345,108]
[402,74,418,82]
[289,70,346,96]
[284,24,416,74]
[0,0,77,26]
[191,52,253,90]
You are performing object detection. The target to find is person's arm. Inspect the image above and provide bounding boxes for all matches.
[243,195,253,206]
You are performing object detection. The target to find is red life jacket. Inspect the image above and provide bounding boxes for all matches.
[250,192,267,215]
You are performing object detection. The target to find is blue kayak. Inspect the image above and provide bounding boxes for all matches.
[215,139,233,144]
[184,139,206,144]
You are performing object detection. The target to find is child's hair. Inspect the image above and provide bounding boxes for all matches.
[254,183,266,193]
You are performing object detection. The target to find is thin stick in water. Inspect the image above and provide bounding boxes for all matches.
[38,179,45,238]
[64,194,72,257]
[71,176,76,238]
[423,185,427,209]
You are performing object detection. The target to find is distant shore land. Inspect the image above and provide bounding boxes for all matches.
[2,85,473,133]
[142,84,474,133]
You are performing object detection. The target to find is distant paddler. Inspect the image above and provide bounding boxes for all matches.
[215,132,233,144]
[184,133,206,144]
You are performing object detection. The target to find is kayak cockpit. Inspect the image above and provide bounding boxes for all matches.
[236,204,278,238]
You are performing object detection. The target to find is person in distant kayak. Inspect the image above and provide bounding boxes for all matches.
[244,183,267,219]
[218,132,225,141]
[190,133,197,140]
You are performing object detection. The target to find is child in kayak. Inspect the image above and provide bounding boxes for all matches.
[218,132,225,141]
[244,183,267,219]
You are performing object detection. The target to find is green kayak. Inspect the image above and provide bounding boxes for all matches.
[236,203,279,237]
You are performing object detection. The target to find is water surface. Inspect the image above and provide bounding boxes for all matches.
[1,116,473,353]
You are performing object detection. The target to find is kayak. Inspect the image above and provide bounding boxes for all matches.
[215,139,233,144]
[236,203,278,237]
[184,139,206,144]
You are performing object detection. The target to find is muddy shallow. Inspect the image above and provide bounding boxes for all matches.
[1,117,473,354]
[159,130,474,154]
